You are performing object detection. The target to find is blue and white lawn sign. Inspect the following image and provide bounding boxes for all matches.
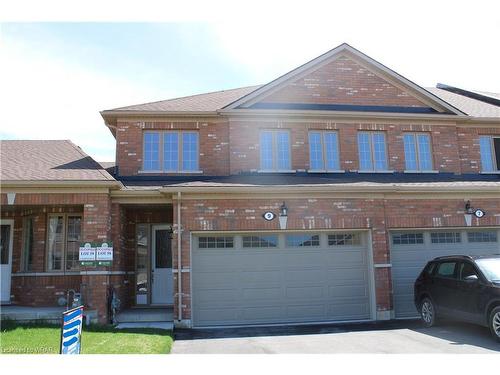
[60,306,84,354]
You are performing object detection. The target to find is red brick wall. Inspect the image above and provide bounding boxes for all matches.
[258,55,428,107]
[115,120,229,176]
[172,197,500,321]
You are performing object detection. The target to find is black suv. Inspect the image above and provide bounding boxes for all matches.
[414,255,500,341]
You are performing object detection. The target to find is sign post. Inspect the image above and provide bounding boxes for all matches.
[60,306,84,355]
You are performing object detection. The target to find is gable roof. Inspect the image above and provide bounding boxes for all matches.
[222,43,464,115]
[0,140,117,184]
[100,43,500,121]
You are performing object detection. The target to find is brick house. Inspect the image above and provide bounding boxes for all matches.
[1,43,500,327]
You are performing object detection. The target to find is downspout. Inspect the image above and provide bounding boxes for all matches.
[176,191,182,322]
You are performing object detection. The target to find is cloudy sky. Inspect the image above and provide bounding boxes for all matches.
[1,3,499,161]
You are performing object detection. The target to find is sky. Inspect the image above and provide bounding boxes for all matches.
[1,2,499,161]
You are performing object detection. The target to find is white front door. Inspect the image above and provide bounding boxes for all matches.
[151,225,173,305]
[1,220,14,304]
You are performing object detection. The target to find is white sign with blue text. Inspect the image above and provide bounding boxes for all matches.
[60,306,83,354]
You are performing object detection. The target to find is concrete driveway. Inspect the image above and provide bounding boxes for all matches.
[172,320,500,354]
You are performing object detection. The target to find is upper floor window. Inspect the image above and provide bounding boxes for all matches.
[357,131,388,171]
[479,135,500,172]
[403,133,433,171]
[260,130,291,171]
[308,131,341,171]
[143,131,199,172]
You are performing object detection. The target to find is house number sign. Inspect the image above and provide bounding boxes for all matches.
[474,209,485,218]
[263,211,276,221]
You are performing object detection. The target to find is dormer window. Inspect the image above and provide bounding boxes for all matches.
[143,131,200,173]
[480,136,500,173]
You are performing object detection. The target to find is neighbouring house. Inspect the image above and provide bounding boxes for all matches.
[1,43,500,327]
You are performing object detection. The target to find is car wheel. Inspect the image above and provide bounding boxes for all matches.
[489,306,500,342]
[420,297,437,327]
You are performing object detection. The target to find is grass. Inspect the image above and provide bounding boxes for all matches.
[0,320,173,354]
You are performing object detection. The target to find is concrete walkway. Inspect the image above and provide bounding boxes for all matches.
[172,320,500,354]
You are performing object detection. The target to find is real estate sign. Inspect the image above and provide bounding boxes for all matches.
[60,306,84,355]
[79,241,113,266]
[96,242,113,266]
[79,242,96,266]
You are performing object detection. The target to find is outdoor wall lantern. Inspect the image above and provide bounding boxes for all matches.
[279,201,288,230]
[464,200,485,227]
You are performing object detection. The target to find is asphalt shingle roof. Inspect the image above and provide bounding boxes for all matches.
[105,84,500,118]
[1,140,115,182]
[109,85,262,112]
[426,88,500,118]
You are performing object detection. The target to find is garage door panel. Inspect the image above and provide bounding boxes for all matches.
[192,232,372,327]
[286,286,324,299]
[328,285,368,298]
[242,287,283,300]
[325,251,366,265]
[391,229,500,318]
[287,304,326,319]
[327,301,370,319]
[285,269,324,283]
[195,288,239,303]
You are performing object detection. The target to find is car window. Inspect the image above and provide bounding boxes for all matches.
[436,262,457,279]
[459,262,477,280]
[424,262,437,276]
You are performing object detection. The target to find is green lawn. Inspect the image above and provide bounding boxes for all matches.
[0,321,173,354]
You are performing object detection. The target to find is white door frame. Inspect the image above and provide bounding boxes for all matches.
[1,219,14,304]
[151,224,173,305]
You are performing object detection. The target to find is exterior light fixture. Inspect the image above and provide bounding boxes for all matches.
[464,200,485,226]
[279,202,288,230]
[7,192,16,205]
[464,200,474,227]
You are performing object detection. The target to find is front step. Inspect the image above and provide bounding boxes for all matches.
[115,308,173,323]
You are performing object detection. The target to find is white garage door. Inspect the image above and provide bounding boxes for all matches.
[192,231,373,327]
[391,228,500,318]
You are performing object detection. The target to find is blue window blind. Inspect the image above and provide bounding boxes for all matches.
[260,131,290,171]
[309,132,324,170]
[309,131,340,171]
[417,134,432,170]
[357,132,373,170]
[260,132,274,170]
[404,133,433,171]
[182,132,199,171]
[163,133,179,171]
[276,132,290,170]
[372,133,388,170]
[358,132,388,171]
[479,136,494,172]
[324,132,340,170]
[143,132,160,170]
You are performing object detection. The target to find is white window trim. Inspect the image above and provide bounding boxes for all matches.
[308,130,341,172]
[403,132,434,172]
[259,130,292,172]
[142,130,201,173]
[480,135,500,173]
[358,131,389,172]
